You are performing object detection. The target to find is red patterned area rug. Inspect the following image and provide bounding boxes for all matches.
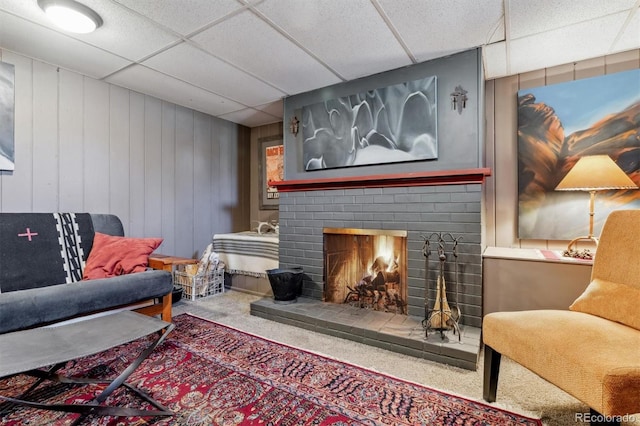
[0,314,541,425]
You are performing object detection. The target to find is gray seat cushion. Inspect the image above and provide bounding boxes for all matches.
[0,269,172,334]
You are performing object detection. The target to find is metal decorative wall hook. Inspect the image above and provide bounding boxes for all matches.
[289,116,299,136]
[451,85,468,114]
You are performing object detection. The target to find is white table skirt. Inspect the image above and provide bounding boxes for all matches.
[212,231,279,278]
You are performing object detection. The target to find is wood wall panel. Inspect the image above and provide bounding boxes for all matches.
[0,50,251,259]
[238,126,251,231]
[545,63,574,85]
[218,123,234,232]
[32,61,58,211]
[193,111,213,253]
[174,106,195,257]
[83,78,110,213]
[143,96,163,238]
[574,57,605,79]
[485,48,640,249]
[58,70,84,212]
[605,50,640,73]
[483,79,496,248]
[128,92,145,238]
[160,102,176,255]
[109,85,131,233]
[209,119,222,234]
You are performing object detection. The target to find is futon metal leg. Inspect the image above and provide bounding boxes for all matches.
[483,344,501,402]
[0,323,175,420]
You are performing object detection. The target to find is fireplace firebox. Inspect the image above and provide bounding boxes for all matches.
[323,228,408,314]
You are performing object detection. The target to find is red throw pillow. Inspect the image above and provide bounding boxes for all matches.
[83,232,163,280]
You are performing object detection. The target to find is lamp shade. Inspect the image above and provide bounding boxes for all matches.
[555,155,638,191]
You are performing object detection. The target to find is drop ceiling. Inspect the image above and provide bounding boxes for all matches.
[0,0,638,128]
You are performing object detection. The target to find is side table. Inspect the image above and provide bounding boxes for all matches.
[149,253,198,273]
[149,254,198,305]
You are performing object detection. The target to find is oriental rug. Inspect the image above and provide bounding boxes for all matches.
[0,314,541,425]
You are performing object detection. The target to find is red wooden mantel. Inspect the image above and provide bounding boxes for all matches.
[269,168,492,192]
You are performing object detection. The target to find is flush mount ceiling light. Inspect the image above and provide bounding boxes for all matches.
[38,0,103,34]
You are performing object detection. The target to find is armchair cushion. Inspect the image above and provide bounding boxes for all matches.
[483,309,640,416]
[570,278,640,330]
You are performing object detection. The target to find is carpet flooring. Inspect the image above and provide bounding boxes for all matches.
[173,291,640,426]
[2,291,639,425]
[0,313,543,425]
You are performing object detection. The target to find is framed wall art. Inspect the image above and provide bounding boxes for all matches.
[0,61,15,172]
[259,135,284,210]
[302,75,437,171]
[517,68,640,240]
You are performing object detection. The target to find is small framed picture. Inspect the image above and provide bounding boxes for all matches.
[259,135,284,210]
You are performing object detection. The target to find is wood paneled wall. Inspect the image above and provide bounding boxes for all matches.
[484,49,640,249]
[0,50,251,259]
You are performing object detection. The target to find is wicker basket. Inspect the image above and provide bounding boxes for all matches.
[174,264,225,300]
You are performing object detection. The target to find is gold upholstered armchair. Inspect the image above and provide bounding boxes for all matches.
[482,210,640,426]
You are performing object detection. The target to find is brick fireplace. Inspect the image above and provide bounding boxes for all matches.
[250,169,490,369]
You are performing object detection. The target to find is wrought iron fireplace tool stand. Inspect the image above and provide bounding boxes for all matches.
[421,232,462,341]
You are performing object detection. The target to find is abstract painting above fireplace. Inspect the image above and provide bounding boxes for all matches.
[301,75,437,171]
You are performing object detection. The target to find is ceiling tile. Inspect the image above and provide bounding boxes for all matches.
[483,42,508,79]
[218,107,281,128]
[256,0,412,80]
[378,0,504,62]
[488,18,506,44]
[76,0,180,61]
[509,0,637,39]
[255,99,284,119]
[0,0,179,62]
[113,0,243,36]
[0,11,131,79]
[105,65,245,117]
[2,0,639,129]
[509,12,628,75]
[612,10,640,52]
[192,10,341,95]
[143,43,286,106]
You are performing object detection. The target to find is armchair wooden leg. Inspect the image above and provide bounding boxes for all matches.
[160,294,172,322]
[483,344,501,402]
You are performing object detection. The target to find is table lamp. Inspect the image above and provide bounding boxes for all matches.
[555,154,638,253]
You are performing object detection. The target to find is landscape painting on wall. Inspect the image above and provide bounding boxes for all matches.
[517,69,640,240]
[302,75,437,170]
[0,61,15,172]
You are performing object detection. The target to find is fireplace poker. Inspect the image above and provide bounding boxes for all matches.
[421,236,431,332]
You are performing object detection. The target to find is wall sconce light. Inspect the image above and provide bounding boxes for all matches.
[289,116,299,136]
[555,154,638,255]
[450,85,467,114]
[38,0,103,34]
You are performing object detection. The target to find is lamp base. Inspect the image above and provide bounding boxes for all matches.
[563,235,598,259]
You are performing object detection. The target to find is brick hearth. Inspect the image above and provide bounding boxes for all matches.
[250,297,480,370]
